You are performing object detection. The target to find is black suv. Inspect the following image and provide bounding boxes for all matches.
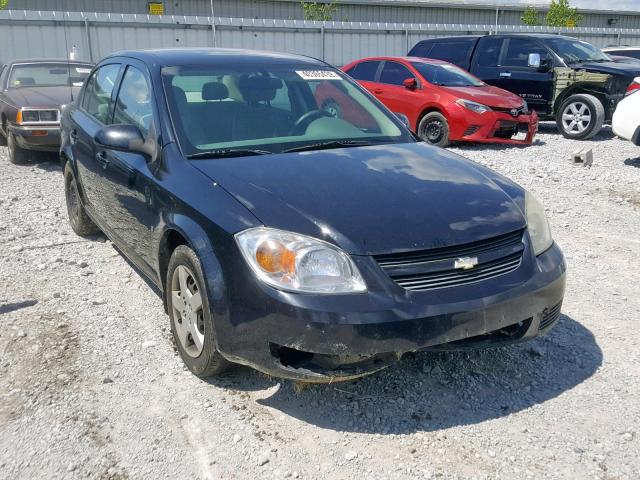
[409,34,640,139]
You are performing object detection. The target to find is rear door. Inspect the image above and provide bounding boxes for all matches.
[344,60,382,93]
[70,63,122,222]
[95,60,159,275]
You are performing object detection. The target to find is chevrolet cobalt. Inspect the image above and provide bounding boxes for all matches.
[60,49,566,382]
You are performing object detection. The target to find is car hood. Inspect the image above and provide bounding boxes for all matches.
[2,86,81,108]
[442,85,524,109]
[193,143,526,255]
[572,61,640,78]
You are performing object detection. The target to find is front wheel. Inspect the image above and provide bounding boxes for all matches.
[557,94,605,140]
[7,132,29,164]
[417,112,450,147]
[167,245,229,378]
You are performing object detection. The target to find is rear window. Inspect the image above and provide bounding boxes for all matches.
[346,61,381,82]
[423,41,475,67]
[408,41,434,58]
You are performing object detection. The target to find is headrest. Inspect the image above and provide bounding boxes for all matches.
[237,74,283,103]
[202,82,229,101]
[172,85,187,104]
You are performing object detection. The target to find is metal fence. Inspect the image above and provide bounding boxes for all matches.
[2,10,640,67]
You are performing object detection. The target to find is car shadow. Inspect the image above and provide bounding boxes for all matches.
[211,314,601,433]
[624,157,640,168]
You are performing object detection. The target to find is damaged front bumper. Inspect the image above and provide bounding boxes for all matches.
[458,110,539,145]
[216,242,566,383]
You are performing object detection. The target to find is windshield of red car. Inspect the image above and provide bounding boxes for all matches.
[7,63,92,89]
[411,62,484,87]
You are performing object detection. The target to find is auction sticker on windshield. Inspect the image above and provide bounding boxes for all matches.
[296,70,342,80]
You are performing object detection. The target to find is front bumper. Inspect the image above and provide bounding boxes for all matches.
[215,242,566,382]
[451,110,539,145]
[8,124,61,152]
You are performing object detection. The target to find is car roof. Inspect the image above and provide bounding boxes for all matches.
[7,59,94,65]
[104,48,326,68]
[603,46,640,50]
[353,56,450,65]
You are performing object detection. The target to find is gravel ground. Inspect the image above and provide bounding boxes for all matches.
[1,124,639,480]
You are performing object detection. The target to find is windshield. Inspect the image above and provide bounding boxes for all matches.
[410,62,484,87]
[8,63,92,88]
[545,38,611,64]
[162,63,412,157]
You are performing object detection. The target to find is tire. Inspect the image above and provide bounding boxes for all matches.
[64,162,100,236]
[166,245,229,378]
[557,94,605,140]
[7,132,29,164]
[417,112,450,147]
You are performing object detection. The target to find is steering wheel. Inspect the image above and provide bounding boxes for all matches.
[290,110,333,135]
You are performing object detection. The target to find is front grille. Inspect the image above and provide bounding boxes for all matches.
[374,229,524,291]
[493,105,527,116]
[539,302,562,330]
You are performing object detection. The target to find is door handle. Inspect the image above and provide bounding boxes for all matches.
[70,129,78,139]
[96,151,109,168]
[499,72,512,78]
[373,89,384,94]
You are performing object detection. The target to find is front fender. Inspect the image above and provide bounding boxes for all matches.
[156,215,231,341]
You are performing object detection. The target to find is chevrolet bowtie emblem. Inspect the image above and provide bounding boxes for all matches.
[454,256,479,270]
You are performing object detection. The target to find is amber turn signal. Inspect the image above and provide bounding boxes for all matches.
[255,240,296,273]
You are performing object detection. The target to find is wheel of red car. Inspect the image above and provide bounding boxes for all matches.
[418,112,450,147]
[557,94,605,140]
[321,99,342,119]
[7,132,29,165]
[167,245,229,378]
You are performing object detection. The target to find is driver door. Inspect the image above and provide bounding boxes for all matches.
[93,61,159,277]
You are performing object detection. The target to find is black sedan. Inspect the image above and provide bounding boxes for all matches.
[60,49,566,382]
[0,59,93,164]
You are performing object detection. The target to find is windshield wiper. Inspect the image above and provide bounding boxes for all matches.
[283,140,378,153]
[186,148,272,159]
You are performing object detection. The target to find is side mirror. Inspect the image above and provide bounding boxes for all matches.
[528,53,541,69]
[394,112,411,129]
[94,124,154,157]
[403,78,417,90]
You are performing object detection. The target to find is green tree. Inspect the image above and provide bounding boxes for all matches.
[301,0,339,21]
[545,0,582,27]
[0,0,9,9]
[521,6,541,26]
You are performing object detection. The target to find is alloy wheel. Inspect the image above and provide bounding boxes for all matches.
[66,178,81,228]
[561,102,592,135]
[171,265,205,358]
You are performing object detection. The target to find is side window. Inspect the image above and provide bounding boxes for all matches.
[408,42,434,58]
[503,38,548,68]
[113,66,154,135]
[475,37,505,67]
[427,41,475,67]
[82,64,120,124]
[347,61,381,82]
[379,61,415,86]
[269,78,291,112]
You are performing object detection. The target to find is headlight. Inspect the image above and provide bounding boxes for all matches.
[455,99,491,114]
[235,227,367,294]
[18,110,40,123]
[522,99,529,113]
[525,191,553,256]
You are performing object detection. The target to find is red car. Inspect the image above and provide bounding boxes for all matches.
[338,56,538,147]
